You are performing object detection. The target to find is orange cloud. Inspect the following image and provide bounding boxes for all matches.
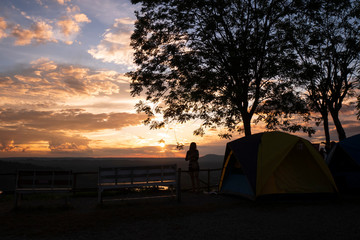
[57,17,80,37]
[0,109,147,131]
[11,21,57,46]
[3,4,90,45]
[57,12,91,42]
[31,58,58,71]
[0,17,7,39]
[0,127,91,154]
[66,5,80,13]
[0,140,25,152]
[57,0,71,5]
[0,76,13,85]
[74,13,91,23]
[0,107,148,155]
[0,58,124,101]
[48,138,92,154]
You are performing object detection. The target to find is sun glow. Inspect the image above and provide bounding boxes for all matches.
[158,139,166,148]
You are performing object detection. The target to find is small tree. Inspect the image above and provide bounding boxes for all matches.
[289,0,360,145]
[128,0,312,138]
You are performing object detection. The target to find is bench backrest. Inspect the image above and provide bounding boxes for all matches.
[16,170,73,189]
[98,164,177,187]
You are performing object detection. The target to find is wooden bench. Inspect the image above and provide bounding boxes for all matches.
[14,170,73,208]
[98,164,181,204]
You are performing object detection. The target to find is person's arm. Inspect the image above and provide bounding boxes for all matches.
[185,151,189,161]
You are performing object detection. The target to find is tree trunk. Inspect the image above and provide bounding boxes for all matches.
[329,109,346,141]
[321,111,331,152]
[242,113,252,137]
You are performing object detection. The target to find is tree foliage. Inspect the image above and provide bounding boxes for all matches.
[128,0,313,138]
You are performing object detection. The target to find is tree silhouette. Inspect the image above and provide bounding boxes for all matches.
[289,0,360,145]
[128,0,312,138]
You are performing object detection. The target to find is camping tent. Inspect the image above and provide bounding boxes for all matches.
[219,131,337,199]
[327,134,360,192]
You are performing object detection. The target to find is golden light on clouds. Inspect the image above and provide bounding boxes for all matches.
[57,0,71,6]
[0,4,91,46]
[0,17,7,39]
[58,18,80,37]
[74,13,91,23]
[11,21,57,46]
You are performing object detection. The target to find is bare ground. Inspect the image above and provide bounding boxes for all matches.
[1,192,360,240]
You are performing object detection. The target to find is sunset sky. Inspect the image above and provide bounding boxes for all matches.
[0,0,359,158]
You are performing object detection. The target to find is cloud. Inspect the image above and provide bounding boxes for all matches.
[48,137,92,154]
[90,145,181,158]
[31,58,58,71]
[0,139,25,152]
[35,0,48,8]
[3,4,90,45]
[57,17,80,37]
[57,0,71,5]
[0,108,147,131]
[11,21,57,45]
[0,58,126,102]
[0,126,91,154]
[56,11,91,43]
[74,13,91,23]
[75,0,138,25]
[0,17,7,39]
[88,18,134,67]
[0,107,148,154]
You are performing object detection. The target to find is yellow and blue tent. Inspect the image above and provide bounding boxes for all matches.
[327,134,360,192]
[219,131,337,199]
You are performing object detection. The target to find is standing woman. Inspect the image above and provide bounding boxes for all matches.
[185,142,200,192]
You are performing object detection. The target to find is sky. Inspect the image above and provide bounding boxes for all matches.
[0,0,359,158]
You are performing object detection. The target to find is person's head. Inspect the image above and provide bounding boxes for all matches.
[189,142,197,151]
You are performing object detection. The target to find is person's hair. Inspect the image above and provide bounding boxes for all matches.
[189,142,197,151]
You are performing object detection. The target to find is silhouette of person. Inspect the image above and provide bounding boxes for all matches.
[320,147,326,160]
[185,142,200,192]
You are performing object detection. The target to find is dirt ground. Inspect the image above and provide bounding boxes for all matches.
[1,191,360,240]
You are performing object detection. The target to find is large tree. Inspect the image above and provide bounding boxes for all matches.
[289,0,360,146]
[128,0,311,138]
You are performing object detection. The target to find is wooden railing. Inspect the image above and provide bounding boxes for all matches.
[179,168,222,192]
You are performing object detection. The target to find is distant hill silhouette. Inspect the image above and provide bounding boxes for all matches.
[0,159,47,173]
